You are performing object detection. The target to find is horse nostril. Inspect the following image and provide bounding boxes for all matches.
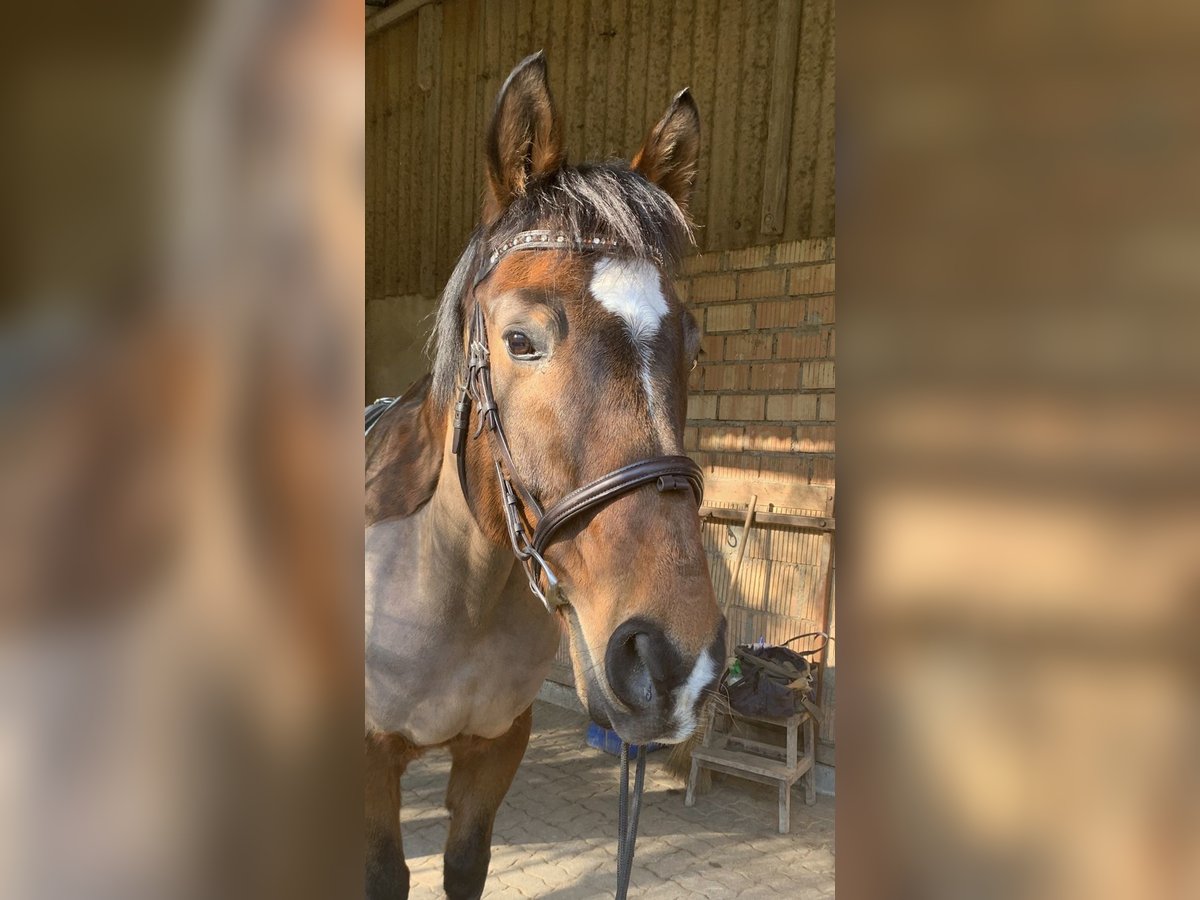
[605,619,679,712]
[605,630,650,710]
[633,632,654,693]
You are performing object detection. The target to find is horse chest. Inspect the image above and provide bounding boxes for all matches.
[366,517,562,745]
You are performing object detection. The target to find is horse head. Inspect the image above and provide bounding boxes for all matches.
[437,52,724,745]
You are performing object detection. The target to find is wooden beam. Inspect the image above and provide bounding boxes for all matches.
[702,476,833,516]
[759,0,803,234]
[417,2,442,296]
[415,4,438,89]
[701,506,834,532]
[367,0,437,38]
[719,495,758,618]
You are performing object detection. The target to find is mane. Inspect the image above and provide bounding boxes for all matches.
[427,163,693,407]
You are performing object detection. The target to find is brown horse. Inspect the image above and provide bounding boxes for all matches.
[365,52,724,899]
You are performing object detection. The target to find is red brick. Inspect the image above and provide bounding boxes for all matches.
[700,334,724,361]
[725,245,772,269]
[756,299,805,329]
[687,394,717,420]
[802,360,835,388]
[736,269,786,300]
[692,273,737,302]
[806,295,835,324]
[788,263,836,296]
[796,425,835,453]
[766,393,818,422]
[775,238,831,265]
[775,329,829,359]
[724,333,772,361]
[706,304,752,331]
[810,456,835,485]
[704,364,751,391]
[818,394,835,420]
[683,425,698,450]
[698,425,744,452]
[750,362,801,391]
[718,394,765,421]
[681,251,722,275]
[744,425,795,453]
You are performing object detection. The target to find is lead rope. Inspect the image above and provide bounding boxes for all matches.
[615,742,647,899]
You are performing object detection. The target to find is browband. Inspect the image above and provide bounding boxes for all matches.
[473,230,625,288]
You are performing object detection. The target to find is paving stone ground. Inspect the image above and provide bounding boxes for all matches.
[400,701,835,898]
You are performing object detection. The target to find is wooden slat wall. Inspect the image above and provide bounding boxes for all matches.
[704,522,830,650]
[365,0,835,303]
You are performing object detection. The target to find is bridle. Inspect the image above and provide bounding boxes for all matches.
[450,228,700,899]
[451,228,704,614]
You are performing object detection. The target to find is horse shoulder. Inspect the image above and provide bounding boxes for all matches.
[365,374,445,525]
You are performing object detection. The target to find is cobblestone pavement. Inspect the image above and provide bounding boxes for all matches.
[400,701,835,898]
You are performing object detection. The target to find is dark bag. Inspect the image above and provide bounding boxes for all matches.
[725,632,828,720]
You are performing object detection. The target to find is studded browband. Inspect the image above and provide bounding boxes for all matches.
[471,230,624,288]
[453,229,704,612]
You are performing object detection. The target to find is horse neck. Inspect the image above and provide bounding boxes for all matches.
[418,392,517,619]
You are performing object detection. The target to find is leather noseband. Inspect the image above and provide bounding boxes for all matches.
[451,230,704,612]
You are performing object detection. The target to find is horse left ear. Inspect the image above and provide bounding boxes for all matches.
[633,88,701,211]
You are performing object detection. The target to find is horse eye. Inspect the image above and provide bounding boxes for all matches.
[504,331,537,358]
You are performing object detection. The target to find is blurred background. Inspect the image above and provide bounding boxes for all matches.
[1,0,1197,898]
[1,1,364,897]
[840,1,1200,898]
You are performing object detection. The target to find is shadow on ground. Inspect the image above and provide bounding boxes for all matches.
[400,701,834,899]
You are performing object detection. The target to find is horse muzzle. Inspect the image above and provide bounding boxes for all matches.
[590,616,726,745]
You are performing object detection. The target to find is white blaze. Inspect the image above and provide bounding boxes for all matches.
[666,651,718,743]
[588,257,669,413]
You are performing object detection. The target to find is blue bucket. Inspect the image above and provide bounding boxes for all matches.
[585,722,665,756]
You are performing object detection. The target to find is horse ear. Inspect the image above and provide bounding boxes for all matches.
[484,51,564,224]
[633,88,701,211]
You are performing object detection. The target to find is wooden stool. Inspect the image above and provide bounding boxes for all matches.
[684,705,816,834]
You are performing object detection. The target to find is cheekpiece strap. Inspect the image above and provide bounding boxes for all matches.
[473,230,624,288]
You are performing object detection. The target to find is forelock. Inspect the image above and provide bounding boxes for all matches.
[427,165,692,407]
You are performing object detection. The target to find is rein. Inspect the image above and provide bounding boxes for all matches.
[616,743,647,900]
[452,228,699,897]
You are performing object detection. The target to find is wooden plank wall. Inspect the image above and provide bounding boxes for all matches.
[365,0,835,305]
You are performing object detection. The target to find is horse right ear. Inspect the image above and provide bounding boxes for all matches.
[633,88,701,212]
[484,51,564,224]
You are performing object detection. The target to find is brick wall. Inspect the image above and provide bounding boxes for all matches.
[677,236,837,788]
[678,238,835,488]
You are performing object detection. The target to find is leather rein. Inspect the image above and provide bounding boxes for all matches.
[450,229,704,613]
